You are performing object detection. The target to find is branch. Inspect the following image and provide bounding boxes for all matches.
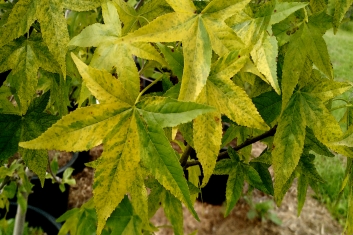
[183,125,277,169]
[179,145,192,169]
[134,0,144,10]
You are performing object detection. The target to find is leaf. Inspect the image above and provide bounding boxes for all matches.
[62,0,101,11]
[0,0,37,47]
[252,91,281,126]
[136,96,214,128]
[1,34,59,114]
[304,127,334,157]
[281,13,333,110]
[157,43,184,79]
[224,162,244,216]
[162,190,183,235]
[297,174,309,215]
[206,53,268,129]
[193,89,222,186]
[93,110,140,234]
[0,92,58,185]
[104,193,142,235]
[251,33,280,94]
[125,0,250,101]
[71,53,134,105]
[272,92,306,204]
[333,0,353,33]
[0,86,19,114]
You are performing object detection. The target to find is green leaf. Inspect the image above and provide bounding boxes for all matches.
[162,191,183,235]
[304,127,334,157]
[0,92,58,185]
[0,113,21,163]
[136,96,214,127]
[272,93,306,204]
[157,43,184,79]
[225,163,244,216]
[62,0,100,11]
[105,194,142,234]
[297,174,308,215]
[252,91,281,126]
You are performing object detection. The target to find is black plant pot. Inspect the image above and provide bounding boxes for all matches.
[2,202,61,235]
[195,148,229,205]
[28,152,86,218]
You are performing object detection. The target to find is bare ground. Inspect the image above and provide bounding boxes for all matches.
[67,143,343,235]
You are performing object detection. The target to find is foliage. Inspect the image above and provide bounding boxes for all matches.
[1,0,353,234]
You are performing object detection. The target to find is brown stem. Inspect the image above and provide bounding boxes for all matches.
[183,125,277,169]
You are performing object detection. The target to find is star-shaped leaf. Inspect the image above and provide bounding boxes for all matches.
[20,55,214,234]
[227,1,308,94]
[0,33,60,114]
[123,0,248,101]
[0,0,101,77]
[0,91,59,185]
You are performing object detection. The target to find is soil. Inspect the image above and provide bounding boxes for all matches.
[67,143,343,235]
[48,150,73,169]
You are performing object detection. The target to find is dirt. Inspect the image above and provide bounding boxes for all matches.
[67,143,343,235]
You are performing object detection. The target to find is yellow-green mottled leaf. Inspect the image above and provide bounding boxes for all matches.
[202,0,250,21]
[188,165,201,202]
[269,2,308,25]
[129,42,167,67]
[207,55,269,130]
[178,17,211,101]
[113,0,138,35]
[94,110,140,234]
[71,53,134,105]
[136,113,199,221]
[333,0,353,33]
[301,80,352,102]
[37,0,69,77]
[202,18,244,56]
[19,103,132,151]
[0,0,37,47]
[165,0,196,13]
[273,93,306,204]
[124,13,195,42]
[0,39,25,73]
[70,2,121,47]
[300,92,342,143]
[62,0,101,11]
[194,89,222,186]
[136,96,214,128]
[129,167,149,229]
[251,33,280,94]
[6,42,38,113]
[89,43,140,102]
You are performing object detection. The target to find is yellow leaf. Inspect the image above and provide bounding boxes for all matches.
[165,0,196,13]
[94,110,140,234]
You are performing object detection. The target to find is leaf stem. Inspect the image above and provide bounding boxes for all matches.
[135,76,163,104]
[183,125,277,168]
[47,155,61,184]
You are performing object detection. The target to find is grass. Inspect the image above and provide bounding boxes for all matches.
[311,25,353,226]
[314,154,349,226]
[324,26,353,124]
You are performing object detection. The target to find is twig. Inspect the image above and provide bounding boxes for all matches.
[179,145,192,169]
[140,75,154,83]
[134,0,144,10]
[183,125,277,168]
